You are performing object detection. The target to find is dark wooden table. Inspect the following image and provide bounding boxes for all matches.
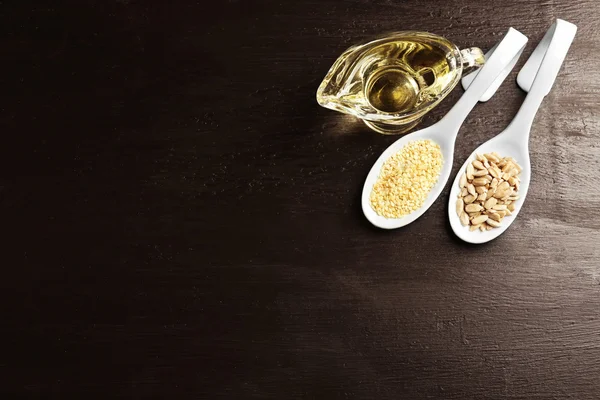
[2,1,599,398]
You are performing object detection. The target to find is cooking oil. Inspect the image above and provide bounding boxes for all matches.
[364,41,452,113]
[316,32,484,134]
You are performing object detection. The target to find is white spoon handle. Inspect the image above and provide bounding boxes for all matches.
[438,28,528,135]
[460,40,525,102]
[505,19,577,141]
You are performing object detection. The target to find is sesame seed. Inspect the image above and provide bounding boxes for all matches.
[369,139,443,218]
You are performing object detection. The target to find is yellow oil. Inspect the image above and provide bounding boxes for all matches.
[363,40,456,114]
[366,66,422,113]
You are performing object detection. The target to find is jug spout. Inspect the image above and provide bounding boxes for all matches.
[460,47,486,75]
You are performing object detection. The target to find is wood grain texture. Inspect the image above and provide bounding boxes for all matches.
[1,0,599,398]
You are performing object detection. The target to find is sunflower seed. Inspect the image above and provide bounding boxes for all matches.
[464,194,477,204]
[493,189,507,199]
[456,198,464,215]
[486,219,501,228]
[473,177,490,186]
[460,212,469,226]
[513,162,522,172]
[472,160,486,170]
[488,212,502,222]
[472,215,489,225]
[488,166,500,179]
[485,153,500,163]
[459,173,467,188]
[467,183,476,196]
[466,163,475,180]
[484,197,497,210]
[465,204,483,213]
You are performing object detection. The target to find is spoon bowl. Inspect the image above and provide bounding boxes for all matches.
[448,133,531,243]
[361,125,457,229]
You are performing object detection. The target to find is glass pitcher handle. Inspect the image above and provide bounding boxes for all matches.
[460,47,486,74]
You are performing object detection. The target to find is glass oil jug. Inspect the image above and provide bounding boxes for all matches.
[316,32,485,134]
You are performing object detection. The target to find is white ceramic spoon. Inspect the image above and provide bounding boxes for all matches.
[448,19,577,243]
[362,28,528,229]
